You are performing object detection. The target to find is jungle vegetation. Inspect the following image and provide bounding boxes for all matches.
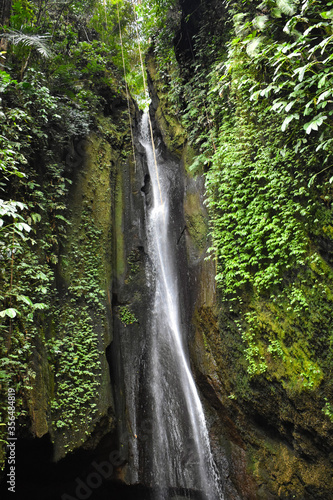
[1,0,333,471]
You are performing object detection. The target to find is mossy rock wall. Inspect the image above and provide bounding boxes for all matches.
[49,125,116,459]
[17,101,137,463]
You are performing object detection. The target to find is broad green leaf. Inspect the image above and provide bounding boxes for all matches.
[55,214,70,223]
[33,303,48,310]
[272,100,286,112]
[317,90,332,104]
[0,308,18,318]
[281,113,299,131]
[21,222,31,231]
[271,8,282,18]
[17,295,33,306]
[304,115,327,134]
[321,10,333,19]
[318,75,327,88]
[272,100,284,111]
[319,35,333,54]
[31,213,41,223]
[285,100,296,112]
[287,51,301,59]
[252,15,268,31]
[277,0,296,16]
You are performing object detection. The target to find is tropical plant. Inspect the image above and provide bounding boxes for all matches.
[1,30,52,58]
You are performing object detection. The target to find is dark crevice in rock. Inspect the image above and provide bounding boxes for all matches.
[0,432,182,499]
[177,225,187,245]
[141,173,150,195]
[250,412,294,450]
[112,292,119,307]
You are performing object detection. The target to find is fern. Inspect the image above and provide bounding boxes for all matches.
[1,30,52,58]
[276,0,297,16]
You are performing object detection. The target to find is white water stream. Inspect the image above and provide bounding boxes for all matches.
[140,113,222,500]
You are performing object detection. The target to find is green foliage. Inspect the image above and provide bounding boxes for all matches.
[268,340,285,359]
[2,30,52,58]
[206,1,333,380]
[148,0,333,391]
[236,313,268,377]
[88,0,152,104]
[9,0,35,28]
[47,304,102,446]
[322,398,333,422]
[205,111,310,298]
[234,2,333,153]
[118,306,138,326]
[0,0,119,464]
[169,3,332,294]
[136,0,177,40]
[196,1,333,319]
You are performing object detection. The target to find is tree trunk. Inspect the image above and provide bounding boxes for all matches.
[0,0,12,68]
[0,0,11,25]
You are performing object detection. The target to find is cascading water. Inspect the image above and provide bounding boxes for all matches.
[140,113,222,500]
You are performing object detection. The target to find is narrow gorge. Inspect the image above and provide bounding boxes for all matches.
[1,0,333,499]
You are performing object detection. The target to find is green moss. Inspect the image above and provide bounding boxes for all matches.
[49,204,107,454]
[147,52,186,155]
[46,113,129,457]
[115,169,125,278]
[184,191,208,254]
[182,143,198,175]
[125,249,141,284]
[48,304,102,452]
[234,262,331,391]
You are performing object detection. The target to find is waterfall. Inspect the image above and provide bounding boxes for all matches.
[140,113,222,500]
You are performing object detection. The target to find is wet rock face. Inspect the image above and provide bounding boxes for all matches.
[110,110,195,488]
[107,116,151,484]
